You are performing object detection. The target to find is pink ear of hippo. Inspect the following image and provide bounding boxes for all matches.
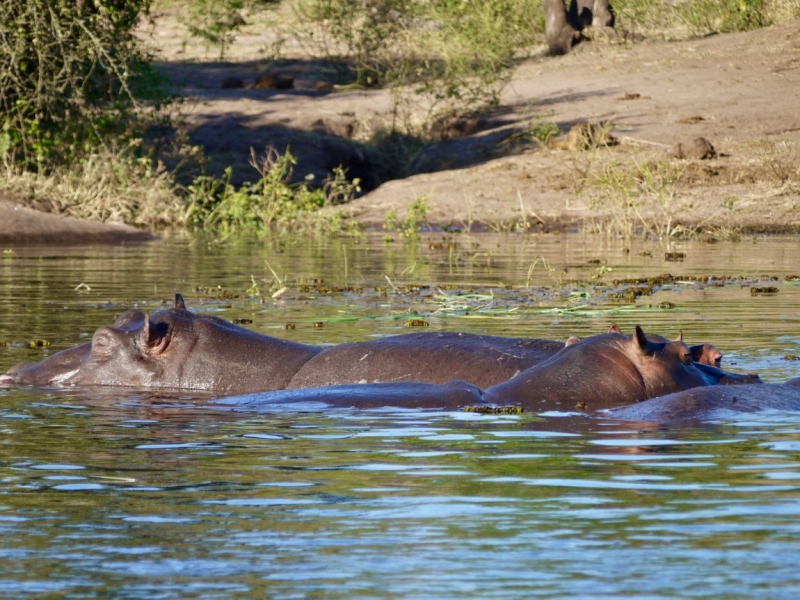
[675,331,683,342]
[138,314,169,355]
[174,293,186,309]
[608,324,623,334]
[565,336,581,346]
[709,346,723,365]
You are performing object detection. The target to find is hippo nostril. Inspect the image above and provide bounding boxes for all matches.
[0,374,14,386]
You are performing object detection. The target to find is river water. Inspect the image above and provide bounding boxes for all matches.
[2,233,800,597]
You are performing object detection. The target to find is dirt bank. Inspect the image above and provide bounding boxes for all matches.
[137,10,800,234]
[337,23,800,232]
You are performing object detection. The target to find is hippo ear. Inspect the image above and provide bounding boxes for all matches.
[632,325,649,352]
[138,314,169,355]
[608,324,623,334]
[565,336,580,346]
[174,294,186,310]
[709,347,723,367]
[674,331,683,342]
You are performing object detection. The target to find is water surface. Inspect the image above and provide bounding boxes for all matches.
[2,233,800,597]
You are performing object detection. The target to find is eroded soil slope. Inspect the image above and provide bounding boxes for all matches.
[144,14,800,232]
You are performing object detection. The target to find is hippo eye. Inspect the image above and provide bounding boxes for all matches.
[680,352,692,365]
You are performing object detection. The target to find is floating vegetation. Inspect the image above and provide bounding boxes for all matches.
[405,320,429,327]
[609,286,653,303]
[432,290,495,315]
[783,355,800,361]
[657,302,677,309]
[751,287,779,296]
[312,322,325,328]
[29,339,50,348]
[464,405,524,415]
[285,323,297,330]
[0,341,6,347]
[665,252,686,261]
[232,318,253,324]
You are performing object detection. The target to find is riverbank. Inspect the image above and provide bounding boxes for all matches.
[3,14,799,237]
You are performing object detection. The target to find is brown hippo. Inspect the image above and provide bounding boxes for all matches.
[285,333,565,389]
[606,324,723,368]
[606,382,800,423]
[3,342,91,387]
[0,294,563,394]
[482,326,752,413]
[216,326,758,412]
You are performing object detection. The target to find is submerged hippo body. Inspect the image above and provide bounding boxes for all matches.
[482,326,749,412]
[287,333,566,389]
[0,295,751,399]
[607,383,800,422]
[0,295,564,393]
[63,300,321,394]
[220,326,758,413]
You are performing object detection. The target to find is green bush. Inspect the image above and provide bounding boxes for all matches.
[292,0,545,134]
[681,0,767,33]
[185,147,361,235]
[0,0,163,168]
[186,0,279,59]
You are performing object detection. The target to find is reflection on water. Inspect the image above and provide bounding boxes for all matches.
[2,233,800,596]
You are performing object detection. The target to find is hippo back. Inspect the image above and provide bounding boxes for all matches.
[606,383,800,422]
[287,332,566,389]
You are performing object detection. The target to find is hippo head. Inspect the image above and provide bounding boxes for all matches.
[689,343,722,368]
[612,325,758,397]
[0,306,168,389]
[616,326,711,398]
[2,294,319,394]
[608,324,723,368]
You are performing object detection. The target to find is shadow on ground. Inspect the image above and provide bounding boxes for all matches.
[158,57,618,193]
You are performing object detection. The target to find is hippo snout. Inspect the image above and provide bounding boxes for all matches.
[0,374,14,387]
[719,372,762,385]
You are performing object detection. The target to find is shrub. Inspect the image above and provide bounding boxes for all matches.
[184,147,361,235]
[0,0,161,168]
[291,0,545,135]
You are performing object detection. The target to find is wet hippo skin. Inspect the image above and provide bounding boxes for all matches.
[287,333,566,389]
[0,296,757,401]
[606,383,800,422]
[219,326,761,413]
[0,295,564,393]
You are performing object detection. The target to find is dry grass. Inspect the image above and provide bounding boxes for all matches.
[0,142,187,230]
[567,135,800,239]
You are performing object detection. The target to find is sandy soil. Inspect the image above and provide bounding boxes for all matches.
[341,22,800,232]
[10,10,798,236]
[135,9,800,233]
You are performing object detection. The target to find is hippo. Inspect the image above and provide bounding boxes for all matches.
[0,294,564,394]
[216,326,759,413]
[606,324,723,368]
[285,332,565,389]
[481,325,753,412]
[606,382,800,423]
